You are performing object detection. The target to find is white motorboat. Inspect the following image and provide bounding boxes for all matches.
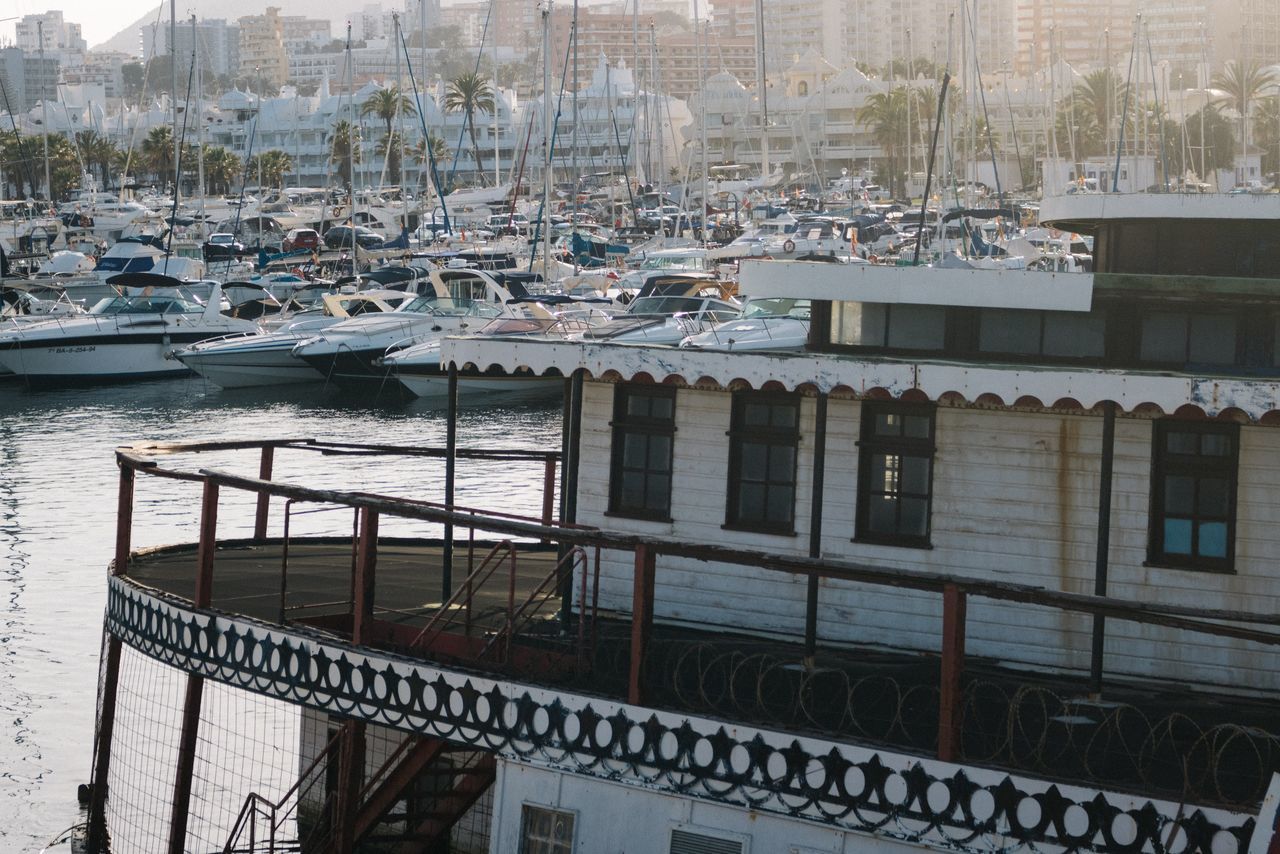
[383,316,592,401]
[0,282,256,387]
[173,290,413,389]
[59,239,205,306]
[679,297,811,352]
[292,268,528,393]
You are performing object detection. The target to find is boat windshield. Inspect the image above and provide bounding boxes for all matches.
[627,296,717,316]
[741,298,811,319]
[94,256,156,273]
[399,296,504,318]
[639,254,705,271]
[88,296,202,315]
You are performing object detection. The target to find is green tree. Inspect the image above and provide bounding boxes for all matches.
[46,135,82,200]
[140,125,176,185]
[1183,105,1238,176]
[882,57,940,81]
[1212,59,1277,160]
[444,72,495,185]
[411,133,449,193]
[329,119,363,191]
[74,130,118,190]
[245,149,294,189]
[855,87,910,197]
[202,145,240,195]
[362,87,416,185]
[1257,96,1279,180]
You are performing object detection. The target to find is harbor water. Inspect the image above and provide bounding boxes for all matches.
[0,377,562,851]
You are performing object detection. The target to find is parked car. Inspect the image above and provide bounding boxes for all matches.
[323,225,383,250]
[202,232,245,261]
[283,228,321,252]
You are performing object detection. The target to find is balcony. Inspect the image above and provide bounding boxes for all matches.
[92,437,1280,835]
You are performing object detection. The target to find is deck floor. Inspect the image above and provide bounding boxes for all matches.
[126,538,559,628]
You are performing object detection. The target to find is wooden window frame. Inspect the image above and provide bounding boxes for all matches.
[608,383,677,521]
[724,391,801,535]
[855,401,937,548]
[1147,419,1240,573]
[519,803,576,854]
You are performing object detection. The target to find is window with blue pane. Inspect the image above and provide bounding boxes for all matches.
[1149,420,1238,571]
[856,402,936,547]
[608,384,676,520]
[725,392,800,533]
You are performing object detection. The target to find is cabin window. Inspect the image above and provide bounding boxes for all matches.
[725,392,800,534]
[856,402,936,547]
[1139,312,1238,366]
[609,384,676,520]
[831,302,946,351]
[1148,420,1238,572]
[978,309,1107,359]
[520,804,575,854]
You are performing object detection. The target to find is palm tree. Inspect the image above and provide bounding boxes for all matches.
[1212,60,1277,170]
[74,130,118,189]
[329,119,363,192]
[1257,96,1280,180]
[411,133,449,196]
[444,72,495,185]
[140,125,175,186]
[202,145,240,195]
[855,87,910,197]
[361,86,416,139]
[245,149,294,189]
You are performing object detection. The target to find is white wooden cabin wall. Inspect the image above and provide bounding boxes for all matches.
[575,380,1280,692]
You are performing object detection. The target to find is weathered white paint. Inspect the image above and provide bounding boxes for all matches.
[576,383,1280,692]
[442,336,1280,422]
[736,258,1095,311]
[1040,192,1280,227]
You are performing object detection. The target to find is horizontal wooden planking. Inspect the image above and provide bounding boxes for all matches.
[574,381,1280,692]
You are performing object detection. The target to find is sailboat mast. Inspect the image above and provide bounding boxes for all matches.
[571,0,579,275]
[755,0,768,181]
[39,21,50,201]
[172,0,179,201]
[493,8,500,187]
[541,2,553,273]
[194,15,205,230]
[694,0,707,245]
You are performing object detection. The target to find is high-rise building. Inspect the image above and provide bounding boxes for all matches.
[1014,0,1135,73]
[238,7,289,91]
[1141,0,1280,86]
[15,11,86,56]
[281,17,332,54]
[142,18,241,80]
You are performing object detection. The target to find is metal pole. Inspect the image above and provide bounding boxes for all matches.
[253,445,274,539]
[168,479,218,854]
[915,73,950,266]
[559,370,583,630]
[1089,401,1116,694]
[803,394,827,664]
[541,2,554,273]
[39,22,50,201]
[937,583,966,761]
[442,362,458,600]
[629,544,656,705]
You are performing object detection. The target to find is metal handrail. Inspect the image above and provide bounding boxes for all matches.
[408,540,518,649]
[480,546,589,663]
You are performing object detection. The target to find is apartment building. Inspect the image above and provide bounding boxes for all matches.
[238,7,289,90]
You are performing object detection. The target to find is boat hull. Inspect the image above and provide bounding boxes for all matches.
[295,347,409,394]
[0,339,196,387]
[177,341,325,388]
[392,363,564,402]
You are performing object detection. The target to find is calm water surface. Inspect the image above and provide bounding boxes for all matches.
[0,377,562,851]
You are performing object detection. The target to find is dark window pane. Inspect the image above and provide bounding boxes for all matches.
[738,483,765,520]
[772,404,798,429]
[903,415,931,439]
[1198,477,1230,516]
[1164,475,1195,514]
[1166,431,1198,455]
[1198,522,1228,558]
[887,306,946,349]
[874,412,902,437]
[627,395,650,417]
[868,495,897,532]
[1042,312,1107,357]
[623,434,648,468]
[1163,518,1193,554]
[766,485,794,523]
[979,308,1040,353]
[620,472,645,507]
[1200,433,1232,456]
[1188,315,1237,365]
[649,396,673,419]
[901,455,930,495]
[740,442,768,480]
[648,435,671,470]
[1140,313,1187,363]
[900,497,929,536]
[646,475,670,512]
[769,445,795,481]
[744,403,771,426]
[833,301,887,346]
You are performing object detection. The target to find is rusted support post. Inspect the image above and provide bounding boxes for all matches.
[353,509,379,642]
[332,720,365,854]
[114,465,134,575]
[628,545,656,705]
[541,456,556,527]
[938,583,966,762]
[804,393,828,665]
[1090,401,1116,695]
[168,479,218,854]
[559,369,584,630]
[88,465,137,851]
[253,445,275,540]
[442,362,457,601]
